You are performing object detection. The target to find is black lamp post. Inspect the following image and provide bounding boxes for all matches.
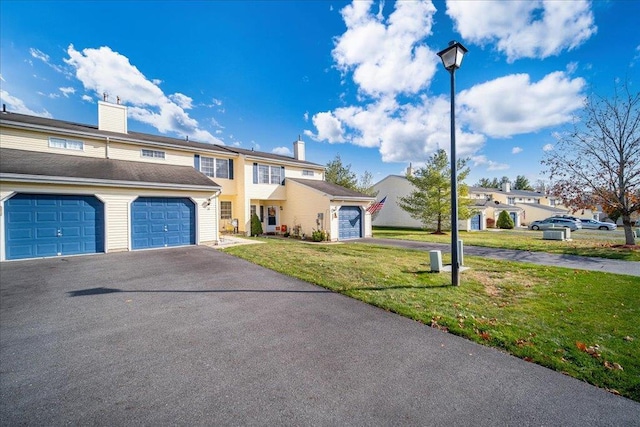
[437,40,468,287]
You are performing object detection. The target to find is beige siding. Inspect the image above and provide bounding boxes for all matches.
[0,127,106,158]
[106,142,194,166]
[283,181,330,238]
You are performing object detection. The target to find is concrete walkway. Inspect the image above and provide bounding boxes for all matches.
[352,238,640,277]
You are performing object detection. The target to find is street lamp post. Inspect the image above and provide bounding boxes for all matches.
[437,40,468,287]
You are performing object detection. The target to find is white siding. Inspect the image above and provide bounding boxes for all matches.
[372,175,422,228]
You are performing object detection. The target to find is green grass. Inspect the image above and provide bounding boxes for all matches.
[223,238,640,401]
[373,227,640,261]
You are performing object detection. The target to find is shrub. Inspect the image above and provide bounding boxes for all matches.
[497,210,515,229]
[250,213,263,236]
[311,229,327,242]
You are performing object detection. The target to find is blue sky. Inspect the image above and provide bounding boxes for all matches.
[1,0,638,186]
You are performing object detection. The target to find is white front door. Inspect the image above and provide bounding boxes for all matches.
[266,206,278,233]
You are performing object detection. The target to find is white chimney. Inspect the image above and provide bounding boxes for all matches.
[406,163,414,177]
[293,136,305,161]
[98,100,128,134]
[501,181,511,193]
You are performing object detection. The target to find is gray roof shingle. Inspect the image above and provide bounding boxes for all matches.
[0,148,220,190]
[287,178,374,200]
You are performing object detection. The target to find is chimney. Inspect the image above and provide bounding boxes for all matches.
[501,181,511,193]
[293,135,305,161]
[406,163,414,177]
[98,100,128,134]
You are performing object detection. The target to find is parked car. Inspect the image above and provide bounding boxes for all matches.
[550,215,582,224]
[579,218,617,230]
[528,217,582,231]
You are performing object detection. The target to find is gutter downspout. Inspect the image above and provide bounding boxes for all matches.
[106,136,110,159]
[213,189,222,245]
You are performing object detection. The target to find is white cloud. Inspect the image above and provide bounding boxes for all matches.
[459,71,585,138]
[303,111,309,122]
[446,0,596,62]
[64,45,222,144]
[59,87,75,97]
[272,146,292,156]
[82,94,94,102]
[306,111,345,143]
[0,90,52,117]
[169,93,193,109]
[542,143,554,151]
[29,48,50,63]
[332,0,438,97]
[512,147,523,154]
[472,155,510,171]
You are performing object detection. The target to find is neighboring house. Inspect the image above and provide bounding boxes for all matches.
[0,101,373,261]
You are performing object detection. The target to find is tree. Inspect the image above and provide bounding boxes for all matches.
[325,154,358,189]
[250,213,263,236]
[542,81,640,245]
[513,175,534,191]
[475,177,500,188]
[496,210,515,229]
[398,149,473,233]
[325,154,377,196]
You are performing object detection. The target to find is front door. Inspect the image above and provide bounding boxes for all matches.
[266,206,278,233]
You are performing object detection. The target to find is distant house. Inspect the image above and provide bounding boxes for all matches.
[372,168,597,231]
[0,102,374,260]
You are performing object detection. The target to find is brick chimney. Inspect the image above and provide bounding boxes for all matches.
[98,99,127,134]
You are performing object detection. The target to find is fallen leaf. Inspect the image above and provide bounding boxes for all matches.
[576,341,587,351]
[623,336,634,342]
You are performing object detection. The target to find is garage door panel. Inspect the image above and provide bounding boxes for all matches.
[338,206,362,240]
[5,194,104,260]
[131,197,195,250]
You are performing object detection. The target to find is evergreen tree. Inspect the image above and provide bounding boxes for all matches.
[325,154,358,190]
[475,177,500,188]
[496,210,515,229]
[513,175,534,191]
[398,149,473,233]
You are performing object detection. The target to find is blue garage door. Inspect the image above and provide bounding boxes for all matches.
[5,194,104,260]
[471,214,481,230]
[338,206,362,240]
[131,197,195,250]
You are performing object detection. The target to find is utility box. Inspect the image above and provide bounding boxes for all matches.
[429,250,443,272]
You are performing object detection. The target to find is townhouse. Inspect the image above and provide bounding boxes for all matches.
[0,101,374,260]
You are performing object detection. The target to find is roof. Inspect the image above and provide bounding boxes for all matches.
[0,148,220,191]
[0,111,323,168]
[469,186,551,198]
[474,199,522,211]
[287,178,375,200]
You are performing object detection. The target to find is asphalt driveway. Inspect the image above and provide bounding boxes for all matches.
[1,247,638,426]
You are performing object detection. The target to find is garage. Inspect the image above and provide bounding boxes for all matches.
[4,193,104,260]
[338,206,362,240]
[131,197,196,250]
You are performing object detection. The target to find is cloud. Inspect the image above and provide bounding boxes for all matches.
[512,147,523,154]
[272,146,292,156]
[64,45,222,144]
[29,47,66,74]
[0,90,52,117]
[303,111,309,122]
[472,155,510,171]
[59,87,75,98]
[459,72,585,138]
[542,143,554,151]
[82,94,94,102]
[446,0,596,62]
[332,0,438,97]
[306,111,345,143]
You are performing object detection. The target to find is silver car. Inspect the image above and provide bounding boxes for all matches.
[579,218,617,230]
[528,217,582,231]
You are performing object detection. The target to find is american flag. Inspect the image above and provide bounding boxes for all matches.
[367,196,386,214]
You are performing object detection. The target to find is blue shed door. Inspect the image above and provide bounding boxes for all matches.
[471,214,481,230]
[5,194,104,260]
[131,197,195,250]
[510,212,517,226]
[338,206,362,240]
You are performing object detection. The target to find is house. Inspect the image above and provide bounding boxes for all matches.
[0,101,374,260]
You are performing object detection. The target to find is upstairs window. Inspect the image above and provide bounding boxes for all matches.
[141,149,165,159]
[302,170,314,177]
[49,137,83,151]
[253,163,285,185]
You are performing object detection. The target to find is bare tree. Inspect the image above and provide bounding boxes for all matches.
[542,81,640,245]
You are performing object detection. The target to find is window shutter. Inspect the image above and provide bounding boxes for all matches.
[253,163,258,184]
[281,166,285,185]
[229,159,234,180]
[194,154,200,170]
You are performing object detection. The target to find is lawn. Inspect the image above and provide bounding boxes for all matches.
[373,227,640,261]
[223,238,640,401]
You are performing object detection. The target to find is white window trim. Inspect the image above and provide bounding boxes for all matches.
[49,137,84,151]
[141,149,166,159]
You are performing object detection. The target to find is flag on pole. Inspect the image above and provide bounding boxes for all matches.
[367,196,387,214]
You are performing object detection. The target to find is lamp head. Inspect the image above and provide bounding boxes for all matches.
[437,40,468,71]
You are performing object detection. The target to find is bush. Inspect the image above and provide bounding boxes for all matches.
[497,210,515,229]
[250,213,263,236]
[311,229,327,242]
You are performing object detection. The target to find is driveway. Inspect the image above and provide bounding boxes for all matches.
[1,247,638,426]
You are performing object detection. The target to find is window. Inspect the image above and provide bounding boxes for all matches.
[220,201,232,220]
[141,149,165,159]
[507,197,515,205]
[199,156,232,179]
[254,163,285,184]
[49,137,83,151]
[215,159,229,179]
[200,157,215,177]
[302,170,314,177]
